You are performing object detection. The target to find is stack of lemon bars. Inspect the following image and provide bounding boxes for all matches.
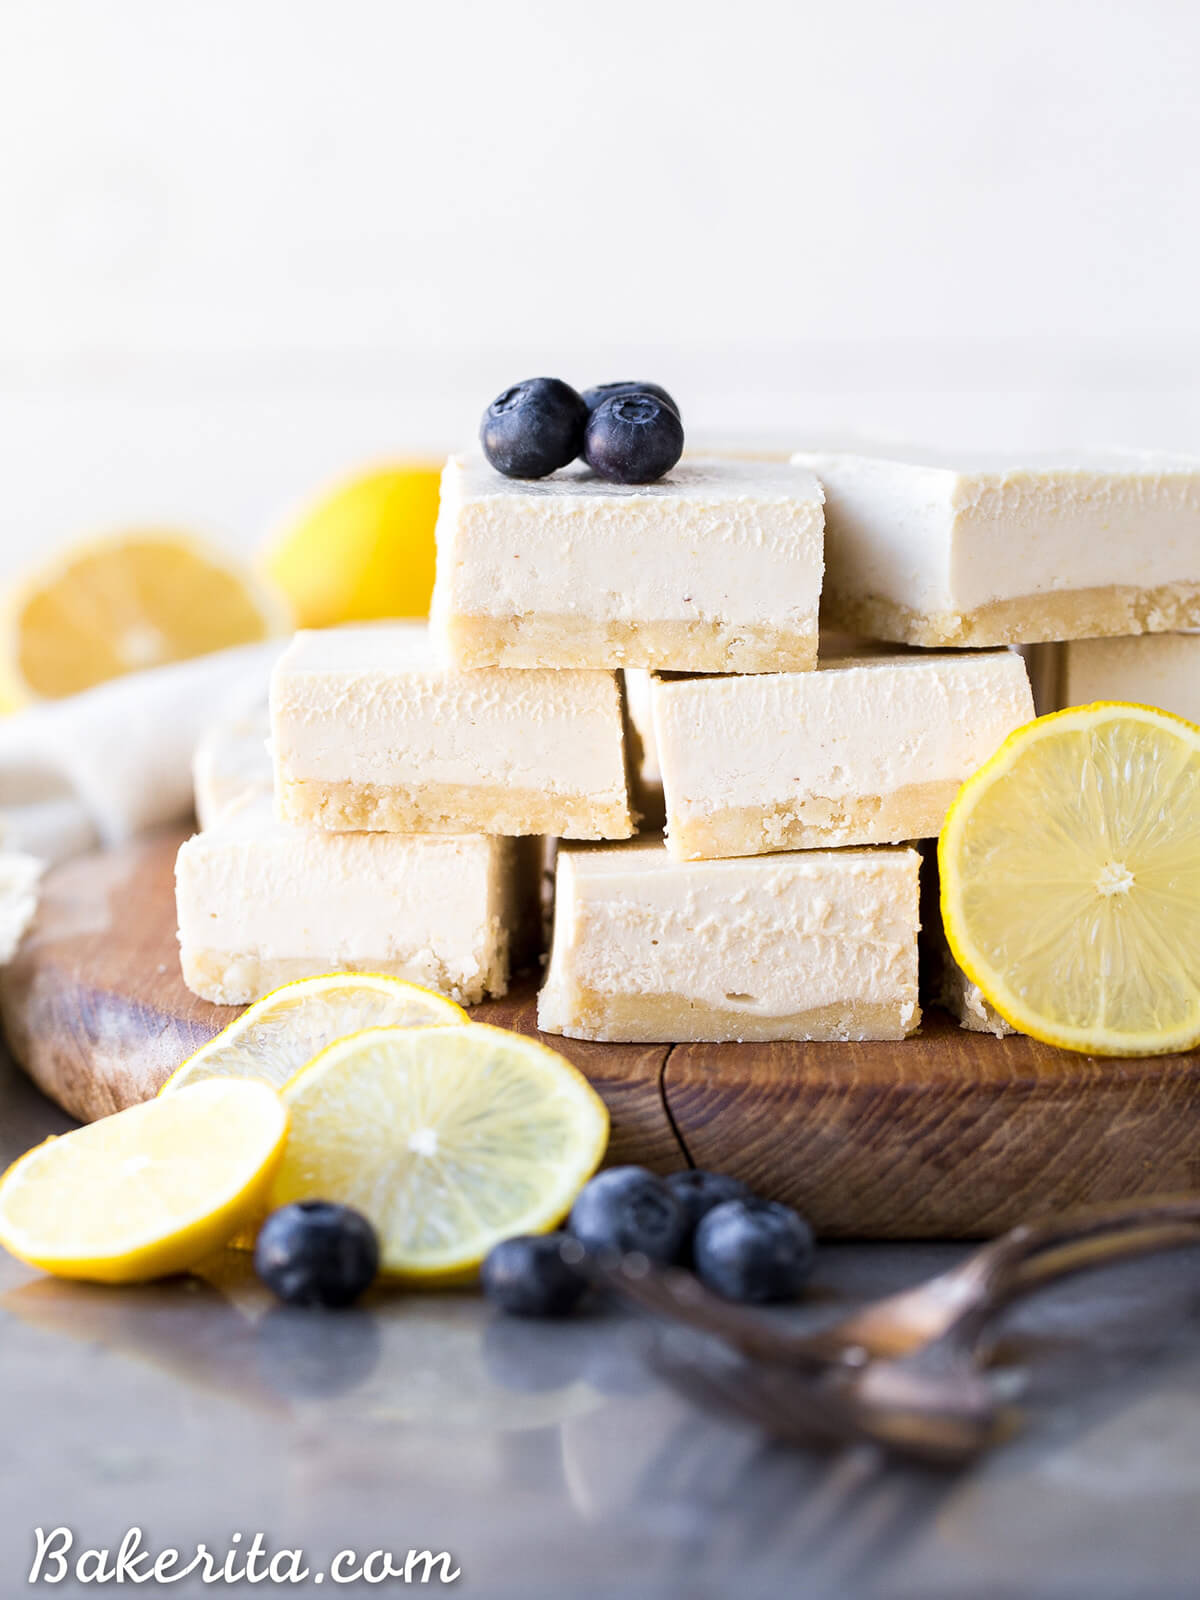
[176,450,1200,1045]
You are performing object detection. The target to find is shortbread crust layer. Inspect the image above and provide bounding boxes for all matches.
[937,963,1015,1037]
[278,778,634,841]
[182,942,508,1009]
[440,612,819,675]
[666,778,956,860]
[535,985,916,1045]
[824,581,1200,649]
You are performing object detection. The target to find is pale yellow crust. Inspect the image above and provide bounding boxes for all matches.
[438,612,819,675]
[664,778,957,861]
[537,983,919,1044]
[180,941,508,1009]
[277,777,634,842]
[823,581,1200,648]
[931,932,1015,1037]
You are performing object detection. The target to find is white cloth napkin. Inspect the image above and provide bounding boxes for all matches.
[0,640,283,858]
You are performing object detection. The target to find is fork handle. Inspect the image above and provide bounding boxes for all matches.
[945,1200,1200,1353]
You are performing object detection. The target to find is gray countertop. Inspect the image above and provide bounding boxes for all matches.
[2,1044,1199,1600]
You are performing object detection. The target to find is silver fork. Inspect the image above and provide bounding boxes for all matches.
[584,1193,1200,1461]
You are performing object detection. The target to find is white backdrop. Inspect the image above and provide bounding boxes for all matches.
[2,0,1199,570]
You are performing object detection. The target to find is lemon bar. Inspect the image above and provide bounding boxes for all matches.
[431,455,825,673]
[796,449,1200,647]
[176,800,534,1005]
[652,648,1034,859]
[935,949,1014,1037]
[193,704,271,829]
[538,838,921,1043]
[1025,632,1200,721]
[271,624,633,839]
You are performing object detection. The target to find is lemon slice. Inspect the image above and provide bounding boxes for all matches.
[161,973,466,1094]
[0,530,290,706]
[270,1023,610,1282]
[0,1080,288,1282]
[261,463,443,629]
[940,702,1200,1056]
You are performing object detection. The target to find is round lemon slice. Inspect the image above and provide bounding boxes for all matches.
[0,530,291,707]
[0,1080,289,1283]
[161,973,466,1095]
[270,1023,610,1282]
[940,702,1200,1057]
[261,463,443,629]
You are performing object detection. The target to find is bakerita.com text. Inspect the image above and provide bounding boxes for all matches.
[28,1527,461,1586]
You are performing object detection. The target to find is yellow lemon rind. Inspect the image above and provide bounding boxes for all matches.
[159,971,468,1094]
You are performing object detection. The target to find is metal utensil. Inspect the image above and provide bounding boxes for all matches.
[645,1336,1000,1465]
[588,1194,1200,1373]
[587,1194,1200,1462]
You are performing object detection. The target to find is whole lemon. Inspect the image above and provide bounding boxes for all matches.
[262,462,443,628]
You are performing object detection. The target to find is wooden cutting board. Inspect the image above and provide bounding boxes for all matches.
[4,827,1200,1237]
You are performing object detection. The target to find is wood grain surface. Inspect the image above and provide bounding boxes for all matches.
[665,1023,1200,1236]
[4,828,1200,1236]
[0,828,683,1173]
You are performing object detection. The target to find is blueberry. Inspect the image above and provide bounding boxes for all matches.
[480,377,587,478]
[480,1233,589,1318]
[664,1170,755,1261]
[568,1165,687,1264]
[583,392,684,485]
[692,1198,816,1304]
[580,380,680,418]
[254,1200,379,1309]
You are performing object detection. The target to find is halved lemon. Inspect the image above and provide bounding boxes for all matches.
[940,702,1200,1056]
[160,972,466,1095]
[0,530,290,707]
[261,463,443,629]
[0,1080,289,1282]
[269,1023,610,1282]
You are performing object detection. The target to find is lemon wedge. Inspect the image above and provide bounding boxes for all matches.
[261,463,443,629]
[0,530,290,707]
[0,1081,289,1282]
[270,1023,609,1282]
[940,702,1200,1056]
[161,972,466,1094]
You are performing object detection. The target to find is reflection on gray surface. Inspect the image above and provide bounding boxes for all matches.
[2,1044,1200,1598]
